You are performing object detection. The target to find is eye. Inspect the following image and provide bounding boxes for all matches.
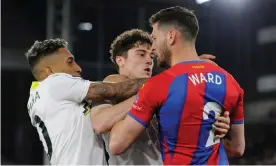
[67,58,74,64]
[139,53,145,57]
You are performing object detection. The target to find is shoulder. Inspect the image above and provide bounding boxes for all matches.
[150,69,176,83]
[46,73,83,82]
[141,70,175,94]
[220,70,244,95]
[103,74,129,83]
[45,73,87,87]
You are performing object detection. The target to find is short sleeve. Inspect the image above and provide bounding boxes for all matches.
[48,73,90,103]
[128,79,164,127]
[231,88,244,124]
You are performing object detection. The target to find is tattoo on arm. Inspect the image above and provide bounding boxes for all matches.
[86,78,147,101]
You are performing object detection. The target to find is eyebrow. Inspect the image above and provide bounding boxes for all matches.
[135,49,147,53]
[67,57,74,61]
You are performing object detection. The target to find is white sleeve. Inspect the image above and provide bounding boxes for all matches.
[48,73,90,103]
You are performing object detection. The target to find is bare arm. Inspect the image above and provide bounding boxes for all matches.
[85,78,146,101]
[222,124,245,157]
[90,96,136,134]
[109,115,146,155]
[222,88,245,157]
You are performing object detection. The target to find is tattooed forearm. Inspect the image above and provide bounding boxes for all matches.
[85,78,147,101]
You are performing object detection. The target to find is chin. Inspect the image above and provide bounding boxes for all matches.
[145,75,151,78]
[138,75,151,79]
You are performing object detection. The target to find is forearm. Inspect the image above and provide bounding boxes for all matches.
[222,139,236,157]
[110,121,129,155]
[91,96,136,134]
[222,124,245,157]
[85,78,147,101]
[109,115,146,155]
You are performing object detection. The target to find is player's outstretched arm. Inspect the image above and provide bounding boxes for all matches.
[85,78,147,101]
[109,116,146,155]
[109,78,161,155]
[91,96,136,134]
[103,74,129,83]
[90,75,136,134]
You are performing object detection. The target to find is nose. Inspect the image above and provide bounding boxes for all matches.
[76,64,82,74]
[146,54,153,66]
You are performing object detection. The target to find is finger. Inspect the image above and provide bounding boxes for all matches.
[214,127,228,134]
[215,116,230,124]
[204,59,218,66]
[217,112,231,125]
[224,111,230,117]
[199,54,216,60]
[215,134,225,139]
[215,122,230,130]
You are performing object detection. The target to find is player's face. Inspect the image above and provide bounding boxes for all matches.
[48,48,82,77]
[151,23,172,67]
[119,44,154,79]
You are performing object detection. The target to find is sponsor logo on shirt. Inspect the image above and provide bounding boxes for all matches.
[132,103,142,111]
[192,65,205,69]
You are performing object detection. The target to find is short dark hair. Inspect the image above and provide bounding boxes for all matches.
[25,38,68,74]
[149,6,199,41]
[109,29,152,70]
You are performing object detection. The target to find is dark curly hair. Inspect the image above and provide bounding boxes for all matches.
[25,38,68,76]
[109,29,152,71]
[149,6,199,41]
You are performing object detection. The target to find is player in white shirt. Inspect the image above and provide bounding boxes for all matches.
[25,38,147,165]
[90,29,231,165]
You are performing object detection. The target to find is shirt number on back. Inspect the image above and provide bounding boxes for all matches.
[203,102,222,147]
[34,115,53,160]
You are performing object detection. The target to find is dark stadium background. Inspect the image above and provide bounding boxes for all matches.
[2,0,276,164]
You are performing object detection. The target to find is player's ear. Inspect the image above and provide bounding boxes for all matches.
[44,67,54,75]
[167,29,176,45]
[115,56,125,67]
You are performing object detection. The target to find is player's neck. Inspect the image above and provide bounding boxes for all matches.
[170,43,199,66]
[118,70,133,79]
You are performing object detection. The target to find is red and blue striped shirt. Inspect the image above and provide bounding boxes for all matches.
[129,60,244,165]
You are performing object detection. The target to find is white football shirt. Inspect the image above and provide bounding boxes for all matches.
[27,73,107,165]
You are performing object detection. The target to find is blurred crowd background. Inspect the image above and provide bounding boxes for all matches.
[2,0,276,164]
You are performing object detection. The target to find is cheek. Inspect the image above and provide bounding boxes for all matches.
[153,40,157,48]
[157,40,164,49]
[125,60,135,68]
[68,65,75,70]
[130,61,144,72]
[124,60,139,73]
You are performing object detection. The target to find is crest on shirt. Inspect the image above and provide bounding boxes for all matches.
[82,101,92,116]
[141,83,146,89]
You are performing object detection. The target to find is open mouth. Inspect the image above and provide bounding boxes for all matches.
[144,68,151,72]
